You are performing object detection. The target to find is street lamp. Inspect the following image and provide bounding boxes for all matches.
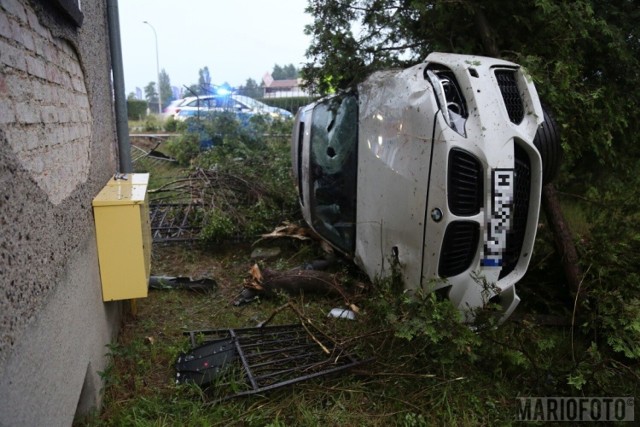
[143,20,162,114]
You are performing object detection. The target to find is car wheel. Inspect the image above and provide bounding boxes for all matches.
[534,107,563,184]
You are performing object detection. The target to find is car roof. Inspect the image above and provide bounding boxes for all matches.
[166,99,186,106]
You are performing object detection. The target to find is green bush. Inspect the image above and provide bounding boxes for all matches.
[164,116,178,132]
[143,115,160,132]
[580,175,640,361]
[164,133,200,166]
[194,126,298,242]
[200,209,237,242]
[162,111,299,244]
[127,99,147,120]
[369,269,481,366]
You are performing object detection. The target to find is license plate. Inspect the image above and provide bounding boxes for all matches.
[481,169,514,267]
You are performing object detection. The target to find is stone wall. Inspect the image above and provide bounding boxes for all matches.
[0,0,123,425]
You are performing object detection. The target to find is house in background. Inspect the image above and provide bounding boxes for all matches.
[0,0,131,425]
[262,72,310,98]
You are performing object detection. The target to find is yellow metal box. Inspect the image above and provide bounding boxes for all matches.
[93,173,152,301]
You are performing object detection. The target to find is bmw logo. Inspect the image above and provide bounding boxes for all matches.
[431,208,443,222]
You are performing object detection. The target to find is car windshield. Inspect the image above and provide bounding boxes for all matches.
[233,95,262,109]
[308,94,358,253]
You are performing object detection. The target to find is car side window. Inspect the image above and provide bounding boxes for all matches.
[214,97,231,110]
[309,94,358,253]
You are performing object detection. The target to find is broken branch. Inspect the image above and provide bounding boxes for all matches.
[259,301,331,355]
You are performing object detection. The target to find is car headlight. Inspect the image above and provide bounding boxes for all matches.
[426,68,468,137]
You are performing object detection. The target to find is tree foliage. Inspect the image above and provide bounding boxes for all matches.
[239,78,263,99]
[159,68,173,109]
[164,113,299,242]
[144,81,158,105]
[272,63,299,80]
[197,66,212,94]
[126,99,147,120]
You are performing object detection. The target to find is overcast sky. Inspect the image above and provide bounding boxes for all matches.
[117,0,313,95]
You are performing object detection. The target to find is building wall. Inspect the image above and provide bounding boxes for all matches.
[0,0,123,425]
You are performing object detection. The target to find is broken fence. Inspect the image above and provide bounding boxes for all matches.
[176,323,369,402]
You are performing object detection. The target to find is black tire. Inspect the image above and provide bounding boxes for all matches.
[533,106,563,184]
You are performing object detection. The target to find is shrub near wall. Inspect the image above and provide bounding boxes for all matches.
[127,99,147,120]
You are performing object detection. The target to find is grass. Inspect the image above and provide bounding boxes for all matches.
[76,237,640,426]
[77,121,639,426]
[74,242,474,425]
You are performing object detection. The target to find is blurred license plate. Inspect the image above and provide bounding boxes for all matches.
[482,169,514,267]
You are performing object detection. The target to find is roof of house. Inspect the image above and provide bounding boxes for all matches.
[262,73,302,89]
[267,79,300,88]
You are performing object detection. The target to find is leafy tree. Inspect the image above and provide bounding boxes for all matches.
[284,64,298,79]
[185,84,199,98]
[239,78,263,99]
[272,64,285,80]
[159,68,173,109]
[198,66,212,94]
[144,81,158,109]
[127,92,137,100]
[272,63,298,80]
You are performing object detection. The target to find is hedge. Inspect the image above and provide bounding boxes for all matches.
[127,99,148,120]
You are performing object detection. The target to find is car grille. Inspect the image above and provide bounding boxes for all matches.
[439,221,480,278]
[495,70,524,124]
[448,149,483,216]
[499,144,531,279]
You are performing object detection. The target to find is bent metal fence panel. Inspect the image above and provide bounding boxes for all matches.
[131,136,206,242]
[176,323,368,402]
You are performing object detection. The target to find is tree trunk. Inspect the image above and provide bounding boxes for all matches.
[235,265,365,308]
[473,5,500,57]
[541,184,583,295]
[258,268,349,297]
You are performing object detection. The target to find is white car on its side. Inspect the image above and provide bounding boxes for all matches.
[291,52,561,321]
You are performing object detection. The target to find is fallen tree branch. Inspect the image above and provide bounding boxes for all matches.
[242,264,365,308]
[259,301,331,355]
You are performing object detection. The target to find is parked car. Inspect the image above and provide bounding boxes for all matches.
[174,94,293,121]
[162,98,188,118]
[291,52,561,321]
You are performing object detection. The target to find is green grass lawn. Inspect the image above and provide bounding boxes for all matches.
[79,122,638,426]
[75,237,639,426]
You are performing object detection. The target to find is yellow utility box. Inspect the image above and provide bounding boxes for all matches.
[93,173,152,301]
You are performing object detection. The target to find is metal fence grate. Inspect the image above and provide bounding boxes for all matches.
[176,323,368,402]
[149,203,204,242]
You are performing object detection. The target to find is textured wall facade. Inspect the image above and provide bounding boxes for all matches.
[0,6,92,204]
[0,0,122,425]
